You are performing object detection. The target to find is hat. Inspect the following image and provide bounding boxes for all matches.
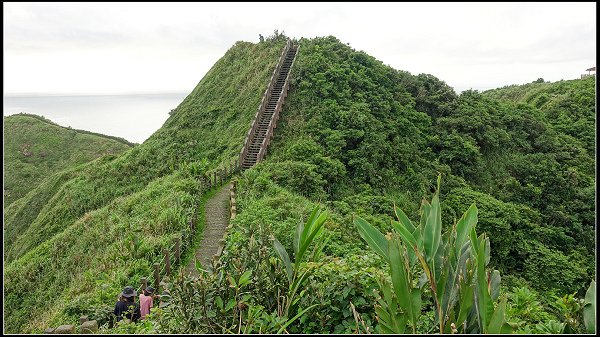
[145,286,155,294]
[121,286,137,298]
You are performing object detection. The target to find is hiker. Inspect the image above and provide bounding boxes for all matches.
[139,286,155,319]
[113,286,141,322]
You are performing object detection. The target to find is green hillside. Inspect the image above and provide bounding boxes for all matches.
[3,113,133,207]
[234,37,594,292]
[3,37,286,333]
[3,35,595,334]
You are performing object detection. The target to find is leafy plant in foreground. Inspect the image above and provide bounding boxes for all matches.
[583,280,595,333]
[354,174,511,333]
[272,206,329,332]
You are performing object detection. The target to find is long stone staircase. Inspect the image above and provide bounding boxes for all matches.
[240,40,298,169]
[185,40,299,275]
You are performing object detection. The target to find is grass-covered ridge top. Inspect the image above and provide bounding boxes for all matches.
[3,113,133,208]
[7,113,136,146]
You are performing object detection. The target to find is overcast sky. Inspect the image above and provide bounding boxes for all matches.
[3,2,596,95]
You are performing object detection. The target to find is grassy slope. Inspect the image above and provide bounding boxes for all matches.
[4,40,284,264]
[3,38,284,333]
[3,113,132,207]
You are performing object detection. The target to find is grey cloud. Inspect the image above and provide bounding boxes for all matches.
[4,4,134,52]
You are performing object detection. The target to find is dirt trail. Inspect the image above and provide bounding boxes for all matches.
[185,183,230,277]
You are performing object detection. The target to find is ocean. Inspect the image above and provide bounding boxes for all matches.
[3,93,188,144]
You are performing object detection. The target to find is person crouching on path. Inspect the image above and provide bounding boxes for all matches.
[114,286,141,323]
[139,286,155,319]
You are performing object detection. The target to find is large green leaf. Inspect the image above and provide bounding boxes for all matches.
[309,231,329,262]
[420,199,431,229]
[484,236,490,266]
[434,233,447,282]
[295,213,326,268]
[457,241,472,275]
[301,207,320,246]
[411,288,422,321]
[394,205,416,233]
[354,216,389,262]
[456,283,474,327]
[391,220,418,250]
[375,304,394,333]
[423,191,441,272]
[375,281,407,334]
[455,203,478,257]
[500,322,514,334]
[470,227,493,332]
[487,295,508,334]
[389,237,418,331]
[583,280,596,333]
[273,236,293,283]
[392,219,419,268]
[436,250,450,306]
[490,270,501,301]
[379,276,394,306]
[440,260,463,325]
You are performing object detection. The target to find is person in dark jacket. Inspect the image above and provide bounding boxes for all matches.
[114,286,141,322]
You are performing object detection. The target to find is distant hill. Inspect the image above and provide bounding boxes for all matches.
[483,77,595,153]
[3,113,133,207]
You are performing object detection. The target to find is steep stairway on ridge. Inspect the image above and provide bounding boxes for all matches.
[241,43,298,169]
[185,41,298,277]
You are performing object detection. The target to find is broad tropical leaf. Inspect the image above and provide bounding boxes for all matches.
[490,270,501,301]
[455,203,477,257]
[394,205,416,233]
[354,216,389,262]
[423,193,441,263]
[487,295,508,333]
[584,280,596,333]
[456,283,474,327]
[391,220,418,250]
[389,237,419,331]
[470,228,494,332]
[295,212,326,268]
[301,207,320,246]
[273,236,293,283]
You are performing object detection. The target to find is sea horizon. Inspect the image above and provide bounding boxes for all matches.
[3,92,188,144]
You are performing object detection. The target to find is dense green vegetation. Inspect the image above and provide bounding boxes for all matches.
[242,36,595,295]
[3,113,133,207]
[3,34,595,334]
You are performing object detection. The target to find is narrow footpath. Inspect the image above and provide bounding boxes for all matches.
[185,182,231,277]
